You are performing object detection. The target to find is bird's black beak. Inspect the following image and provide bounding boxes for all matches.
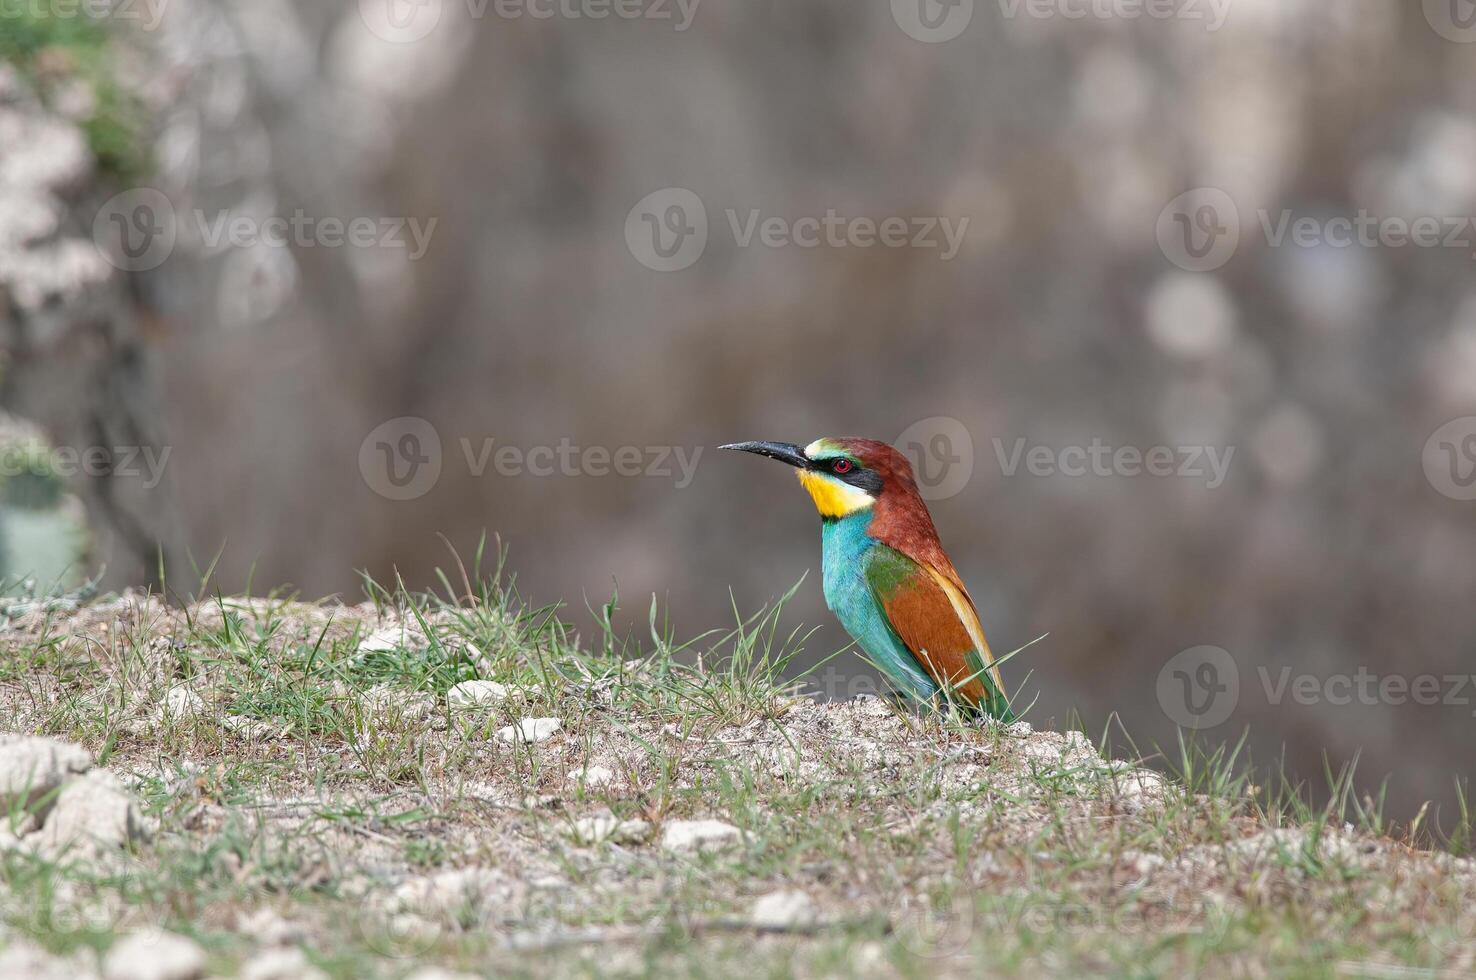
[719,441,811,469]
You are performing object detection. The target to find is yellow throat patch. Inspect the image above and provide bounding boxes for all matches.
[797,469,875,519]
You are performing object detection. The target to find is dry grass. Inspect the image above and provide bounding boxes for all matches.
[0,559,1472,978]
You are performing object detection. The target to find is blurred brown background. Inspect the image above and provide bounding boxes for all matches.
[4,0,1476,825]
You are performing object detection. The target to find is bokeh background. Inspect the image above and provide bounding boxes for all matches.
[3,0,1475,825]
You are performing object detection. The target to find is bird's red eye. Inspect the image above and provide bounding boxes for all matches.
[832,459,854,474]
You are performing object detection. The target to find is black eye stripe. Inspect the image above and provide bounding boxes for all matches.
[814,457,881,495]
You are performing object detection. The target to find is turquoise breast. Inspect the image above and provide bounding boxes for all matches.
[820,511,939,702]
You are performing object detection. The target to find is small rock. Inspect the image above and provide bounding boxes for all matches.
[751,889,819,929]
[0,735,91,814]
[34,770,144,856]
[1061,729,1093,751]
[1112,768,1167,812]
[103,931,206,980]
[573,765,616,788]
[1122,850,1166,877]
[1006,721,1034,736]
[236,908,306,947]
[660,818,741,852]
[851,695,893,718]
[497,718,561,744]
[240,947,326,980]
[357,623,426,655]
[0,940,95,980]
[390,867,514,918]
[447,680,511,709]
[569,814,651,845]
[158,686,204,722]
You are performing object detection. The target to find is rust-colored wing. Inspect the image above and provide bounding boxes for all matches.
[863,543,1010,715]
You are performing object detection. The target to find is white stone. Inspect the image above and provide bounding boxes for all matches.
[0,735,91,813]
[356,623,425,654]
[447,680,510,709]
[574,765,616,788]
[1112,768,1167,812]
[660,818,741,852]
[0,940,95,980]
[497,718,561,745]
[390,867,512,917]
[158,685,204,721]
[569,814,650,845]
[240,947,326,980]
[103,931,206,980]
[236,908,306,947]
[34,770,143,856]
[750,889,819,929]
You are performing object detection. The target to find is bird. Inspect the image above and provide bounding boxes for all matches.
[721,437,1013,720]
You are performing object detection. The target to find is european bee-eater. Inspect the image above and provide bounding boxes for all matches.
[721,437,1013,720]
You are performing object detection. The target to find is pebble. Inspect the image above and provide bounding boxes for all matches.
[33,770,144,856]
[497,718,561,744]
[240,947,326,980]
[750,889,819,929]
[569,814,651,845]
[103,931,206,980]
[574,764,616,788]
[447,680,511,709]
[0,735,91,813]
[660,818,741,852]
[158,686,204,721]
